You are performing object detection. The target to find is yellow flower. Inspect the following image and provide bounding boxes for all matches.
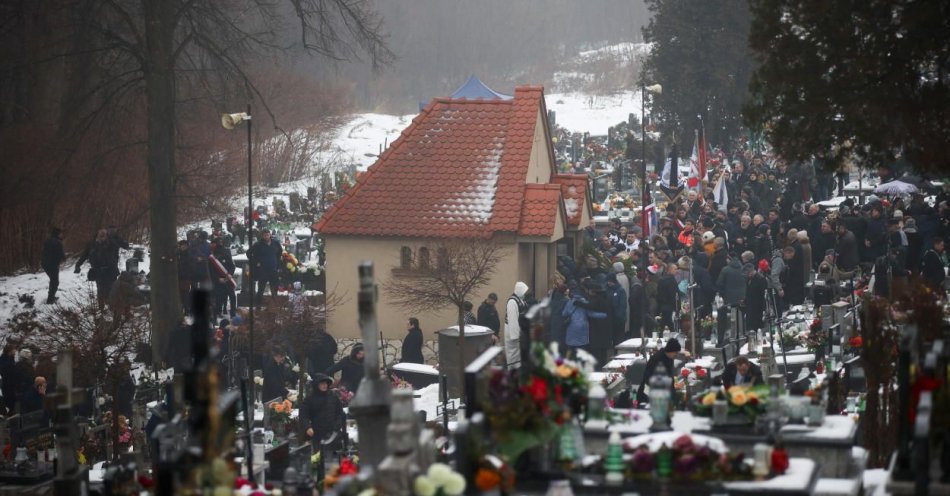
[556,364,575,378]
[747,391,759,401]
[701,392,717,406]
[731,391,748,406]
[727,385,745,395]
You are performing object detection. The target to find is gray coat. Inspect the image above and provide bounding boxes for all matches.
[717,258,747,306]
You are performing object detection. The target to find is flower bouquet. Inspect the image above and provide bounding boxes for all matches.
[269,399,294,434]
[413,463,467,496]
[802,319,827,356]
[482,343,590,464]
[623,434,754,482]
[694,385,769,424]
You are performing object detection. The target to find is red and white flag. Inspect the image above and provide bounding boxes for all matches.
[688,128,707,190]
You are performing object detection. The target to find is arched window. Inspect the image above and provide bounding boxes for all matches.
[400,246,412,269]
[417,247,430,269]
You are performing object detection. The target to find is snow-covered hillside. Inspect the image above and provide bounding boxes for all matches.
[1,42,647,325]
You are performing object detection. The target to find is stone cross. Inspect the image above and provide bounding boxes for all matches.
[348,262,392,470]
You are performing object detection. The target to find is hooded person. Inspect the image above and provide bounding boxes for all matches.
[637,338,681,405]
[717,256,747,307]
[504,282,529,369]
[325,343,365,393]
[300,374,344,443]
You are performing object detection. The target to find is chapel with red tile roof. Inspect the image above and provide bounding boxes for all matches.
[316,85,592,338]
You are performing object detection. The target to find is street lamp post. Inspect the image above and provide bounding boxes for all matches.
[221,106,254,423]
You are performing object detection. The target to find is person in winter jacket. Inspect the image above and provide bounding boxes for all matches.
[708,238,729,282]
[545,284,569,347]
[326,343,365,393]
[920,237,947,295]
[504,282,529,369]
[835,223,860,273]
[41,227,66,304]
[613,262,631,335]
[655,264,679,332]
[476,293,501,339]
[606,273,628,346]
[562,283,607,351]
[628,274,646,340]
[637,338,681,405]
[797,231,813,284]
[584,275,614,368]
[717,256,747,307]
[75,229,123,307]
[249,230,283,307]
[745,261,769,332]
[300,374,344,442]
[722,356,764,389]
[307,328,338,378]
[211,237,237,317]
[781,246,806,306]
[401,318,424,364]
[262,347,293,402]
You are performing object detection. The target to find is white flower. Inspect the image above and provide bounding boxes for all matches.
[427,463,454,486]
[355,489,377,496]
[542,350,557,374]
[97,397,106,406]
[548,341,561,357]
[413,475,436,496]
[254,376,264,386]
[292,364,300,373]
[443,473,466,496]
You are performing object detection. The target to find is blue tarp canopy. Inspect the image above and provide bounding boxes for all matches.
[449,75,512,100]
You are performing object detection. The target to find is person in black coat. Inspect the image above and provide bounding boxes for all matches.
[584,275,613,368]
[655,266,678,332]
[75,229,122,307]
[476,294,501,341]
[211,238,236,317]
[326,344,365,393]
[307,328,338,378]
[781,246,806,305]
[19,376,49,425]
[249,230,283,306]
[300,374,344,443]
[41,228,66,304]
[0,345,18,414]
[637,338,680,405]
[835,223,860,273]
[722,356,764,389]
[689,253,716,320]
[262,347,293,402]
[920,237,947,295]
[745,262,769,332]
[401,318,424,364]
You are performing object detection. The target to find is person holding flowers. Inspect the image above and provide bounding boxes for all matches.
[300,374,344,446]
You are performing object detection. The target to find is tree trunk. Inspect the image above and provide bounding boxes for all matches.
[143,0,181,365]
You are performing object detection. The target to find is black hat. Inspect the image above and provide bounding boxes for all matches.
[664,338,681,353]
[313,373,333,386]
[757,224,769,234]
[702,218,715,228]
[219,319,230,328]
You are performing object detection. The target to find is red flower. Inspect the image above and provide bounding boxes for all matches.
[525,376,549,404]
[681,368,691,377]
[696,367,707,378]
[235,477,249,489]
[849,336,863,348]
[340,458,358,475]
[137,475,155,489]
[749,397,760,406]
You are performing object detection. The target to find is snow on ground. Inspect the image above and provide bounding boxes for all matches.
[546,91,642,136]
[313,113,414,172]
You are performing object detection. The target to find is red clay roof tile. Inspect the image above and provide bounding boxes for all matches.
[315,86,560,238]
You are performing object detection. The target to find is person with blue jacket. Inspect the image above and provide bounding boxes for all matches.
[562,281,607,354]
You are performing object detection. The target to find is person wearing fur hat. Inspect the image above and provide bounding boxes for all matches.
[300,373,344,443]
[637,338,682,405]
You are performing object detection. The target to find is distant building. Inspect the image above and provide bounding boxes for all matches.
[419,75,512,111]
[317,86,592,338]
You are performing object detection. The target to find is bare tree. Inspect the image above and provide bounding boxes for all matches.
[31,0,393,364]
[384,239,506,401]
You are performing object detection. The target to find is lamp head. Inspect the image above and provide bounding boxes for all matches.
[221,112,250,130]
